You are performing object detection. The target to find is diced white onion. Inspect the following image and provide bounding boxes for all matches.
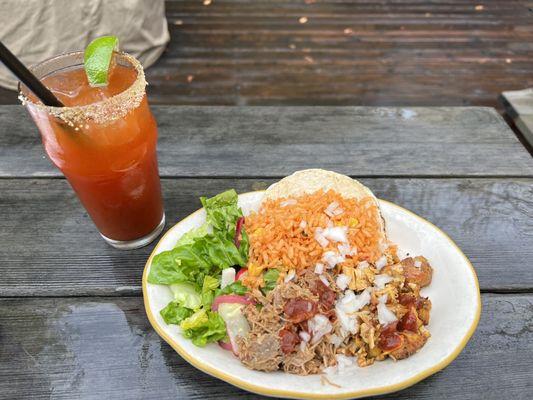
[220,267,236,289]
[323,251,345,269]
[284,269,296,283]
[340,290,356,305]
[338,288,372,313]
[319,274,330,287]
[329,334,343,347]
[335,305,358,335]
[375,255,388,270]
[335,273,351,290]
[314,263,324,274]
[314,228,329,248]
[280,199,297,207]
[338,243,355,257]
[308,314,333,344]
[414,260,422,268]
[299,220,307,229]
[322,226,348,243]
[374,274,393,289]
[349,289,371,307]
[299,331,311,342]
[335,288,371,334]
[326,201,339,210]
[332,207,344,216]
[336,354,353,370]
[324,201,340,217]
[377,295,398,325]
[357,261,369,270]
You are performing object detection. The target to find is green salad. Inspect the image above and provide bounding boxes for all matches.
[148,190,250,346]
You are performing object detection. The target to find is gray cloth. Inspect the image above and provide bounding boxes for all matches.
[0,0,169,90]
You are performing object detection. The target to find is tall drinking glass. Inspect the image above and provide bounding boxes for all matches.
[19,51,165,249]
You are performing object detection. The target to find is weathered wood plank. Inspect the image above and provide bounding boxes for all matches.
[0,106,532,178]
[0,177,531,296]
[0,294,530,400]
[500,88,533,147]
[2,1,533,108]
[501,88,533,118]
[154,0,533,108]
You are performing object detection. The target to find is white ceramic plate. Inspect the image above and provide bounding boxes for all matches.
[143,191,481,399]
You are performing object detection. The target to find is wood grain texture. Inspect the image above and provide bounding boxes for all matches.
[501,88,533,118]
[156,0,533,108]
[1,177,531,296]
[1,1,533,109]
[0,294,531,400]
[500,88,533,147]
[1,106,532,178]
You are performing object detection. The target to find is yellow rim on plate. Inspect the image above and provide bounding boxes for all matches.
[142,191,481,399]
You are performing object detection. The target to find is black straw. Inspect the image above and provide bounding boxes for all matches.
[0,41,64,107]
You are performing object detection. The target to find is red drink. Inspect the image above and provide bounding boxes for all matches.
[20,52,165,249]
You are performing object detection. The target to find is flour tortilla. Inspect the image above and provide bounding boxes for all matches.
[264,169,387,241]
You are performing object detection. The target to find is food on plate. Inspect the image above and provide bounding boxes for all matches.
[148,169,433,375]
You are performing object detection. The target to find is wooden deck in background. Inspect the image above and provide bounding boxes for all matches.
[1,0,533,109]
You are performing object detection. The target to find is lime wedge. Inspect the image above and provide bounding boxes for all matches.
[84,36,119,87]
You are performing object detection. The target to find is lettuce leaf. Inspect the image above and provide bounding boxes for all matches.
[202,275,219,292]
[180,308,208,330]
[262,269,280,295]
[147,251,189,285]
[148,232,246,286]
[151,189,251,347]
[238,229,250,261]
[215,280,249,297]
[201,275,219,307]
[175,223,210,247]
[200,189,243,235]
[201,190,249,260]
[148,189,248,286]
[180,309,227,347]
[160,301,194,325]
[170,282,202,310]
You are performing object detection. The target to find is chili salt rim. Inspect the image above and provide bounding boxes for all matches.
[18,51,146,127]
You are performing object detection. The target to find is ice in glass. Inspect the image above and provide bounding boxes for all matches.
[19,52,165,249]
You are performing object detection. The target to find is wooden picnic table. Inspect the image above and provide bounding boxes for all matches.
[0,105,532,399]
